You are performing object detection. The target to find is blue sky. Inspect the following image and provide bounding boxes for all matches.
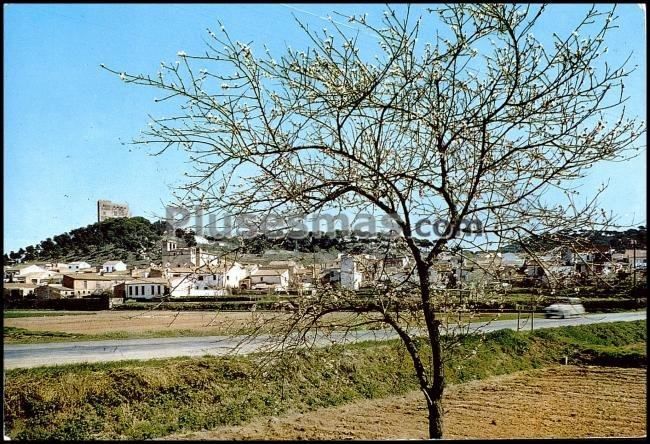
[3,4,646,253]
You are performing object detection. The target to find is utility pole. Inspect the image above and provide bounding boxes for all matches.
[632,239,637,288]
[531,305,535,332]
[516,304,521,332]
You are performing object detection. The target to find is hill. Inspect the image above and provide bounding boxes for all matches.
[4,217,167,265]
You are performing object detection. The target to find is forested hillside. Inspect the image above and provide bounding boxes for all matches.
[4,217,167,264]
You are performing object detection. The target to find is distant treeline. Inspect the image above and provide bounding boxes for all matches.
[204,231,433,254]
[5,219,646,264]
[500,227,647,253]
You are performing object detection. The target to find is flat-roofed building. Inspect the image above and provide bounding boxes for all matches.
[62,273,128,297]
[34,284,76,299]
[3,283,38,299]
[250,268,290,291]
[114,278,169,300]
[97,199,130,222]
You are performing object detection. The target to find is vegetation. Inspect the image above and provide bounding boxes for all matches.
[4,320,645,440]
[4,327,87,342]
[504,226,647,253]
[4,217,167,264]
[4,222,646,266]
[4,310,96,319]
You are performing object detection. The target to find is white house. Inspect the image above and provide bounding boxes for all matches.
[223,263,249,288]
[21,271,60,285]
[43,263,69,272]
[161,237,221,268]
[102,260,127,273]
[500,253,525,268]
[340,255,363,290]
[123,278,169,299]
[68,261,92,272]
[17,264,48,275]
[250,268,290,291]
[167,263,248,297]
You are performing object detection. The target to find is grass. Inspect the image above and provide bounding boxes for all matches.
[4,310,96,319]
[3,326,252,344]
[3,320,645,440]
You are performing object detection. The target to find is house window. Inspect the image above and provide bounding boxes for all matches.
[157,285,161,295]
[213,275,216,280]
[135,286,139,296]
[129,286,133,296]
[142,286,145,295]
[151,285,155,294]
[198,276,204,281]
[260,276,264,281]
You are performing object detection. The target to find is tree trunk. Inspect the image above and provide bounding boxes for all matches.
[426,322,445,439]
[415,259,446,439]
[427,390,444,439]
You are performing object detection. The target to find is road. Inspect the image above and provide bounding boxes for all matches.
[3,311,646,369]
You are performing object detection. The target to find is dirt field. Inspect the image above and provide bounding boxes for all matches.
[3,310,284,335]
[3,310,519,337]
[172,366,646,440]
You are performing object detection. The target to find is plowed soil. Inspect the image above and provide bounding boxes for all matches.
[4,310,281,335]
[172,365,646,440]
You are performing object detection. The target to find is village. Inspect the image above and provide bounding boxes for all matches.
[3,4,647,441]
[3,229,647,307]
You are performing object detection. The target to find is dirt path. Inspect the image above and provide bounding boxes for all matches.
[172,366,646,440]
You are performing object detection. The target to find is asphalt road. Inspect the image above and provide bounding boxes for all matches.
[3,311,646,369]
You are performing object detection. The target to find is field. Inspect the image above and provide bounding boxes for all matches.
[173,365,647,440]
[3,309,542,343]
[4,310,269,335]
[3,310,95,319]
[3,321,645,440]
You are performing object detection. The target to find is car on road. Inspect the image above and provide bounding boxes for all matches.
[544,297,586,319]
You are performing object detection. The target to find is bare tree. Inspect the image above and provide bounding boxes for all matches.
[104,4,644,438]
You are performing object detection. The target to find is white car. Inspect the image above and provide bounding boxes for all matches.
[544,297,586,319]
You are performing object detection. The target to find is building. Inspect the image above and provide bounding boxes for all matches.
[43,263,70,273]
[340,255,362,290]
[21,271,61,285]
[161,236,220,268]
[266,260,300,287]
[114,278,169,300]
[3,283,38,299]
[102,260,127,273]
[34,284,76,299]
[383,255,410,269]
[166,263,249,297]
[97,199,130,222]
[250,268,290,291]
[67,261,92,272]
[61,273,128,297]
[320,268,341,286]
[3,264,48,282]
[624,249,647,268]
